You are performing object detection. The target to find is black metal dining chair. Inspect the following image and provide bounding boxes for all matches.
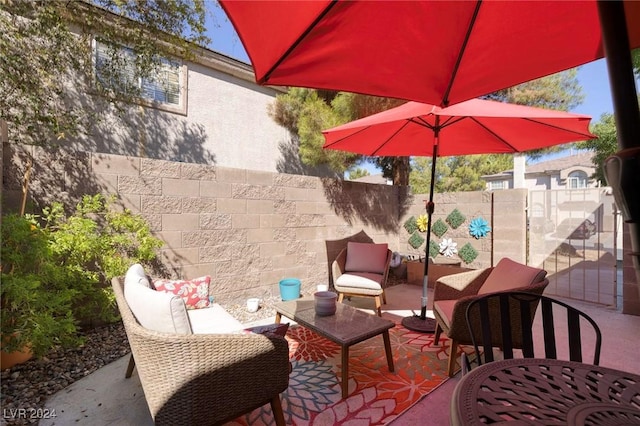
[462,291,602,373]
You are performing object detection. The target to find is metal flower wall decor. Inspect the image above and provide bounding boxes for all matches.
[438,238,458,257]
[416,214,428,233]
[404,214,429,249]
[469,217,491,239]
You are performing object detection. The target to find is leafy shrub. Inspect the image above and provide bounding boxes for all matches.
[1,194,163,357]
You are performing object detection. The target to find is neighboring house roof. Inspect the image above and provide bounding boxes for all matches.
[525,151,595,174]
[353,173,391,184]
[482,151,595,179]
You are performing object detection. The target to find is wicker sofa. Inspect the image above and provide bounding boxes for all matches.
[112,264,290,425]
[432,257,549,377]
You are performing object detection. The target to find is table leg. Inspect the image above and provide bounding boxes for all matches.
[275,312,282,324]
[383,331,394,372]
[341,345,349,399]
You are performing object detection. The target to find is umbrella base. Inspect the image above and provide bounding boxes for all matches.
[401,315,436,333]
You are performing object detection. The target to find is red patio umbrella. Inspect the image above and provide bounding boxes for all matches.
[220,1,640,109]
[322,98,596,332]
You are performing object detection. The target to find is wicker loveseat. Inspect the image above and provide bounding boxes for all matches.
[432,257,549,377]
[112,265,290,425]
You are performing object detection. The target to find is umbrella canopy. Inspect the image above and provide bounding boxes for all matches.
[322,98,596,331]
[323,99,595,156]
[220,0,640,108]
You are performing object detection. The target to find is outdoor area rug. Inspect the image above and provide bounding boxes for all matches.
[229,320,472,425]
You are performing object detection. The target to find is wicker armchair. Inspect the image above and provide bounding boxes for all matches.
[432,258,549,377]
[112,276,290,425]
[332,242,393,316]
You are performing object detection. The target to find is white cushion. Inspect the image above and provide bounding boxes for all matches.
[344,242,388,274]
[123,264,192,335]
[335,272,384,291]
[124,263,152,289]
[187,304,244,334]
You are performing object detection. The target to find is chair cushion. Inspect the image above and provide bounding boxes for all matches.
[153,276,211,310]
[335,272,384,292]
[478,258,547,295]
[124,264,192,335]
[187,304,244,334]
[433,299,457,328]
[344,242,388,274]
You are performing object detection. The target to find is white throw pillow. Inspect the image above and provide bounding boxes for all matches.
[123,264,192,335]
[344,242,389,274]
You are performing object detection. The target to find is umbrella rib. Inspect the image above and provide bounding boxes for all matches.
[413,115,462,131]
[520,117,596,139]
[467,117,595,151]
[323,125,374,149]
[438,116,465,129]
[371,121,413,156]
[409,116,435,130]
[466,117,519,151]
[262,1,338,84]
[441,1,483,107]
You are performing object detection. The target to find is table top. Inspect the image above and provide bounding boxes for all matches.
[274,297,394,346]
[451,358,640,425]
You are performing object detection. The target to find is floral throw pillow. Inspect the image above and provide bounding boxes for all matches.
[153,276,211,310]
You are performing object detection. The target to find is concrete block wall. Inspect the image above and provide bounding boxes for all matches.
[398,190,516,268]
[3,144,532,304]
[2,145,402,303]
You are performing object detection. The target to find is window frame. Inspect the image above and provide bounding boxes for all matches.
[567,170,588,189]
[488,180,505,191]
[92,38,188,115]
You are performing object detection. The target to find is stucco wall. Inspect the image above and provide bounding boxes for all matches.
[57,48,333,178]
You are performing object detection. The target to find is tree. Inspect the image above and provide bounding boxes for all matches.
[269,89,411,183]
[576,113,617,184]
[487,69,583,111]
[348,168,370,180]
[574,48,640,184]
[1,0,209,147]
[269,88,361,174]
[409,154,513,194]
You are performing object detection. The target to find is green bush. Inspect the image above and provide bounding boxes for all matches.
[1,194,163,357]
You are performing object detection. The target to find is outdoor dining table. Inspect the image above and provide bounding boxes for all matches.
[450,358,640,425]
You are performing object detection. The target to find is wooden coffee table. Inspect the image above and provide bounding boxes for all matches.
[274,298,395,398]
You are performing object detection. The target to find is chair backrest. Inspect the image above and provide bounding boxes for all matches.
[344,241,390,274]
[465,291,602,369]
[325,231,375,286]
[477,258,547,295]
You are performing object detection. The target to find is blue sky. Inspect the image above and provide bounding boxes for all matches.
[205,7,614,170]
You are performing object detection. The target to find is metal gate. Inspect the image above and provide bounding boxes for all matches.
[528,188,619,306]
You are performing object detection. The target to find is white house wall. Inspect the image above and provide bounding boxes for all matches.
[187,62,289,172]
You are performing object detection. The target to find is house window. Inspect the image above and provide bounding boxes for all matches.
[93,40,186,113]
[489,180,505,191]
[567,171,588,189]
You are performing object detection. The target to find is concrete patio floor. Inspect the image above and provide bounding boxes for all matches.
[40,283,640,425]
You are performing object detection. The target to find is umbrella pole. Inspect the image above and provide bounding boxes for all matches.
[402,126,439,333]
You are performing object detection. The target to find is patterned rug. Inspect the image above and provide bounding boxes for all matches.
[229,320,470,425]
